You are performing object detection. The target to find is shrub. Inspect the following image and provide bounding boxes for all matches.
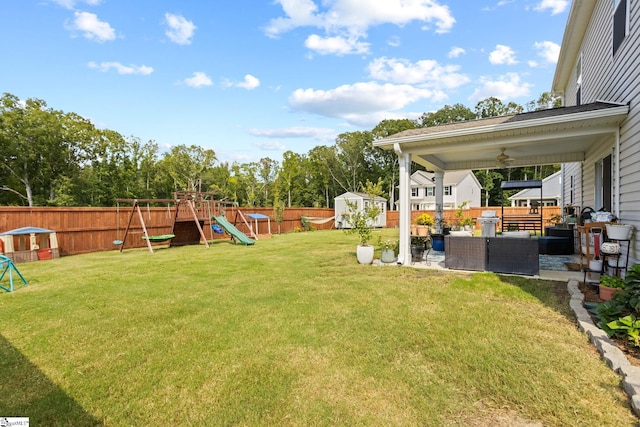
[415,213,433,226]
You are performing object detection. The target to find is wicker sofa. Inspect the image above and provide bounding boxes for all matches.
[445,235,539,276]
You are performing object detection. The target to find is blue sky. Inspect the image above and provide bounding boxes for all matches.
[1,0,570,164]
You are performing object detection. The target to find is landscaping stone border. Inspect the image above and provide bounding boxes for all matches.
[568,278,640,417]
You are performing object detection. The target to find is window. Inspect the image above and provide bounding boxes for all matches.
[595,155,612,212]
[444,186,452,196]
[411,188,419,197]
[426,187,434,196]
[613,0,629,55]
[570,174,575,205]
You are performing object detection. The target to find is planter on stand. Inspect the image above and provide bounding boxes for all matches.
[410,244,425,263]
[606,224,633,240]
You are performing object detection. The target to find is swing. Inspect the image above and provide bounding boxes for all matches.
[142,203,175,242]
[142,234,175,242]
[113,202,124,246]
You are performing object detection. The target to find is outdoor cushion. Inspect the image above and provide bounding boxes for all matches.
[501,231,531,238]
[449,230,473,237]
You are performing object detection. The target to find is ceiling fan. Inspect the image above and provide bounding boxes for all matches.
[496,148,515,166]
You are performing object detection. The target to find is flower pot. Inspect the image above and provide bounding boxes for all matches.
[589,259,602,271]
[37,248,52,260]
[380,248,396,263]
[599,284,621,301]
[417,225,428,236]
[410,245,424,262]
[606,224,633,240]
[410,224,418,235]
[431,233,445,251]
[356,245,375,264]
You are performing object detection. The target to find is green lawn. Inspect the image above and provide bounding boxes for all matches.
[0,229,636,426]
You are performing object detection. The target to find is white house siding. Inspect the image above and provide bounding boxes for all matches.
[560,0,640,263]
[562,163,583,211]
[455,174,481,207]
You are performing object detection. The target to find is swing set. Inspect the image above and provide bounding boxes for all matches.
[114,195,212,253]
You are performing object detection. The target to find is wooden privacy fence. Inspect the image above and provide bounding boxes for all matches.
[0,206,336,256]
[0,205,561,257]
[384,206,561,231]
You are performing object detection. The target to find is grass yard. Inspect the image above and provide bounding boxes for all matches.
[0,229,637,425]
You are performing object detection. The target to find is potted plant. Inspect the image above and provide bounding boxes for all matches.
[453,201,475,231]
[344,180,383,264]
[378,237,399,264]
[415,213,433,236]
[460,216,475,232]
[564,204,576,216]
[606,223,634,240]
[410,236,425,263]
[599,275,625,301]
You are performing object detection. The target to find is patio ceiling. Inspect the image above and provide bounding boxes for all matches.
[374,102,629,171]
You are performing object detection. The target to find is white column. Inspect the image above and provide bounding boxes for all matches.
[434,170,444,234]
[395,145,411,266]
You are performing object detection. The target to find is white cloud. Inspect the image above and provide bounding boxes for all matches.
[289,81,443,126]
[305,34,370,55]
[237,75,261,90]
[249,126,335,142]
[164,13,196,45]
[254,141,286,151]
[182,72,212,88]
[88,61,154,75]
[386,36,401,47]
[533,40,560,64]
[448,46,465,58]
[468,72,532,103]
[67,11,115,42]
[50,0,101,9]
[265,0,455,54]
[367,57,470,89]
[225,75,260,90]
[534,0,568,15]
[489,44,518,65]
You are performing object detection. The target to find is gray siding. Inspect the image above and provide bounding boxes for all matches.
[561,0,640,264]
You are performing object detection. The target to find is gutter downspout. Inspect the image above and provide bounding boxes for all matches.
[394,143,411,266]
[615,128,621,219]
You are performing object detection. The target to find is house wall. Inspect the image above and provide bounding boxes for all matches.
[561,0,640,263]
[334,193,387,228]
[455,174,482,207]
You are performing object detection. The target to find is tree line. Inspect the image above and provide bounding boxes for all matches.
[0,91,561,208]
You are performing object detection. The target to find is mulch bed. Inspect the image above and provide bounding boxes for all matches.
[576,281,640,367]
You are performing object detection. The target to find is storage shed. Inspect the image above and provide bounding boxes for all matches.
[334,192,387,229]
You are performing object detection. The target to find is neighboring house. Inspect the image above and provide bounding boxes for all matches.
[409,170,482,210]
[508,171,561,208]
[334,192,387,229]
[373,0,636,267]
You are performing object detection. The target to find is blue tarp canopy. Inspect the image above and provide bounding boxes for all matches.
[0,227,55,236]
[246,213,270,220]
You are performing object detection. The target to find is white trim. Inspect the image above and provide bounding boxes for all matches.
[374,105,629,147]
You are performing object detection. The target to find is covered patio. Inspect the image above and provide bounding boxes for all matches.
[374,101,629,268]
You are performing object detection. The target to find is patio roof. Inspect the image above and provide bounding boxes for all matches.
[374,101,629,171]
